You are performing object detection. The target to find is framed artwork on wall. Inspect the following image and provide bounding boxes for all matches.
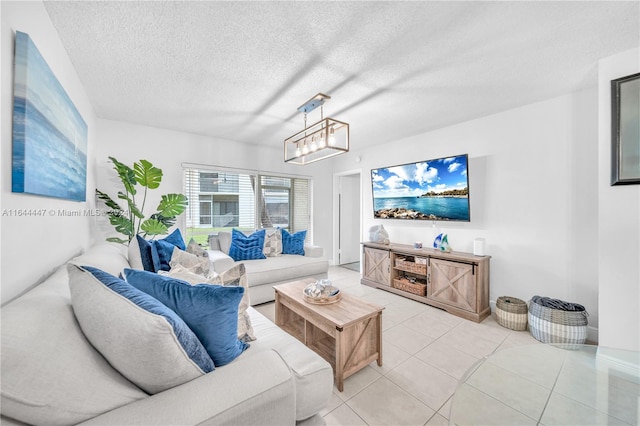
[611,72,640,186]
[12,31,88,201]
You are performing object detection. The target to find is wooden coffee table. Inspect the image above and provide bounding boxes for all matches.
[274,279,384,391]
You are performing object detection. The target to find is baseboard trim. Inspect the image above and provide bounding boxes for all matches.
[587,326,599,345]
[596,347,640,384]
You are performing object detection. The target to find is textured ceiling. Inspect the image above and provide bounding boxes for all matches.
[44,1,639,152]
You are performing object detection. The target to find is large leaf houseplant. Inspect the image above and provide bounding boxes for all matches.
[96,157,188,244]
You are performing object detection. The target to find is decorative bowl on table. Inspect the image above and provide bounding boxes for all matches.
[303,279,341,304]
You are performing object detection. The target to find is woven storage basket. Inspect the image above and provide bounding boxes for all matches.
[392,277,426,296]
[394,258,427,274]
[495,296,528,331]
[528,295,588,347]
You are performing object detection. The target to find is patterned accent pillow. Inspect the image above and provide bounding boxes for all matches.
[169,248,211,277]
[68,265,214,394]
[282,229,307,255]
[210,263,255,342]
[160,264,255,342]
[228,229,266,261]
[186,238,209,258]
[263,229,283,257]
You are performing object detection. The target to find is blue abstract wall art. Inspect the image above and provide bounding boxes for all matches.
[12,31,87,202]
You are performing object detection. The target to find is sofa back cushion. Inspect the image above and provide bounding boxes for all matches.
[71,242,130,275]
[68,265,214,394]
[218,231,233,254]
[127,236,145,270]
[0,266,147,426]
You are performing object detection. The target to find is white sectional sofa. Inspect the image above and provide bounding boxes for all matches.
[0,242,333,426]
[208,231,329,305]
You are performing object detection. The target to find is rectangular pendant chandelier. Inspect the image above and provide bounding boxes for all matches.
[284,93,349,165]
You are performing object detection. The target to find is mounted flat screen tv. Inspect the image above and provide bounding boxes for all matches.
[371,154,470,221]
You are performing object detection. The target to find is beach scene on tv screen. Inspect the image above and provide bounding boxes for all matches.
[372,154,469,221]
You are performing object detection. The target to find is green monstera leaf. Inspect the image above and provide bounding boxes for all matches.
[117,192,144,219]
[108,215,134,238]
[149,213,176,230]
[109,157,137,196]
[95,189,123,213]
[140,218,168,236]
[134,159,163,189]
[106,236,130,244]
[157,193,188,217]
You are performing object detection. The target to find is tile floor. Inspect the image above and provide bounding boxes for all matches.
[254,266,639,426]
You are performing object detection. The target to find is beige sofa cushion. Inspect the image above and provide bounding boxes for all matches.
[0,266,147,426]
[218,231,233,254]
[242,255,329,287]
[246,308,333,421]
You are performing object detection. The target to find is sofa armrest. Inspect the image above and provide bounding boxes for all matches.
[304,245,323,258]
[207,234,221,250]
[79,350,295,426]
[207,249,236,273]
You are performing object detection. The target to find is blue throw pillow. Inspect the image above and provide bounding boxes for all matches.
[136,229,186,272]
[123,269,249,367]
[228,229,266,261]
[136,234,160,272]
[282,229,306,255]
[69,265,214,394]
[153,229,186,271]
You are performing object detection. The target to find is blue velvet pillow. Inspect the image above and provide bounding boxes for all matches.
[136,234,160,272]
[162,228,187,250]
[70,265,214,393]
[228,229,266,261]
[123,269,249,367]
[281,229,306,255]
[153,229,186,272]
[136,229,186,272]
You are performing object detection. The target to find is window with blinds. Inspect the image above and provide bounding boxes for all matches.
[183,166,312,247]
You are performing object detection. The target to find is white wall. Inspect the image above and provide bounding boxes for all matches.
[597,48,640,352]
[1,2,96,304]
[333,90,601,341]
[2,2,634,351]
[92,119,334,252]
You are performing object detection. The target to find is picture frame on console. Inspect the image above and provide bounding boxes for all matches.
[611,72,640,185]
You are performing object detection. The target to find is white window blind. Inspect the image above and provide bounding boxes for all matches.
[183,165,312,247]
